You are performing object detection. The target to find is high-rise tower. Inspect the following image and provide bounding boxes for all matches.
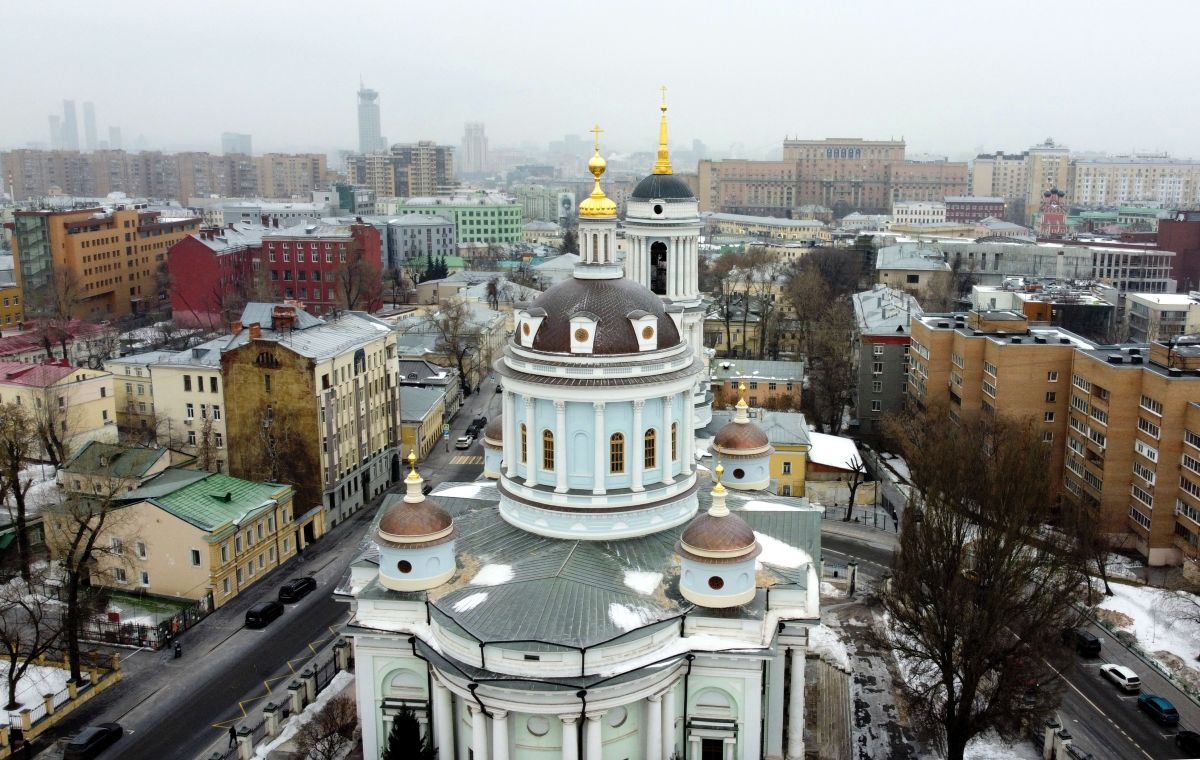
[356,82,385,154]
[61,100,79,151]
[460,122,488,174]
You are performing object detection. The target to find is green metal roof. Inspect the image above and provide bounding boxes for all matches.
[125,470,291,533]
[63,441,168,479]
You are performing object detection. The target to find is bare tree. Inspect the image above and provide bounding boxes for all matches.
[805,300,856,435]
[0,566,65,709]
[382,266,413,307]
[0,402,39,582]
[424,300,483,394]
[707,252,743,357]
[334,248,383,312]
[195,415,217,473]
[841,456,866,522]
[294,692,359,760]
[782,263,831,362]
[874,407,1085,760]
[32,386,70,469]
[76,325,120,370]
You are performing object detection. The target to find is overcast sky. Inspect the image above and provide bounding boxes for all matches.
[3,0,1195,160]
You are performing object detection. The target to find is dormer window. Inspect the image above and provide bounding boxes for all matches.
[569,314,597,354]
[628,311,658,352]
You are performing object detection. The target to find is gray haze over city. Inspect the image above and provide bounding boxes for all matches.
[3,0,1196,159]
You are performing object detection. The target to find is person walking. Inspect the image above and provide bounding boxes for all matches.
[228,725,237,747]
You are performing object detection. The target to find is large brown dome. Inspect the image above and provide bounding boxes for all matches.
[377,498,454,545]
[527,277,680,355]
[713,421,770,451]
[484,415,503,442]
[679,512,760,561]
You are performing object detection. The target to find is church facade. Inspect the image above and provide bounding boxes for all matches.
[341,105,821,760]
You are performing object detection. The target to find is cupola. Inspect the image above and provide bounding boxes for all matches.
[711,383,774,490]
[677,464,761,608]
[376,452,457,591]
[481,415,503,479]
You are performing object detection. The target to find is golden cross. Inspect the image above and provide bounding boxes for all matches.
[590,124,604,152]
[661,84,668,105]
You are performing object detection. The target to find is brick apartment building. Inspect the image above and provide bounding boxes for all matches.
[944,196,1006,223]
[168,221,267,328]
[261,221,383,315]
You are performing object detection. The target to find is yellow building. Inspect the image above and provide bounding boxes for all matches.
[105,351,175,445]
[46,467,314,609]
[0,283,23,327]
[758,411,811,497]
[12,206,199,319]
[0,360,117,459]
[401,385,447,460]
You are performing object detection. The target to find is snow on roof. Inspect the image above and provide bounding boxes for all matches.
[807,433,861,470]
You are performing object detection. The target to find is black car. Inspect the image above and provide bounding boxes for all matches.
[1061,628,1101,657]
[278,576,317,603]
[1177,730,1200,754]
[63,723,123,759]
[245,601,284,628]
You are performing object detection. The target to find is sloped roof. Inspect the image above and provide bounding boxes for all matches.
[126,470,289,533]
[0,361,86,387]
[807,433,861,470]
[64,442,167,479]
[400,386,446,422]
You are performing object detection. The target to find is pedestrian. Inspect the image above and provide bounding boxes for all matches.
[228,725,237,747]
[174,640,182,659]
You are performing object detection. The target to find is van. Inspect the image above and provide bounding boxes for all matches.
[278,577,317,603]
[245,601,284,629]
[1061,628,1101,657]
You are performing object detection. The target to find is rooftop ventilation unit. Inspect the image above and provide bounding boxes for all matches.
[1107,354,1124,364]
[1035,337,1047,344]
[936,322,950,328]
[1011,337,1022,344]
[1130,356,1144,365]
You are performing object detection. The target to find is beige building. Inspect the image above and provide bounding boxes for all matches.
[139,345,230,473]
[1124,293,1200,342]
[105,351,175,444]
[1068,155,1200,208]
[701,212,830,243]
[1024,139,1070,223]
[400,385,447,460]
[0,360,117,458]
[255,153,329,199]
[890,201,946,226]
[971,140,1069,224]
[910,308,1200,566]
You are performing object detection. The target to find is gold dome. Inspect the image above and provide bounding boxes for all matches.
[579,124,617,218]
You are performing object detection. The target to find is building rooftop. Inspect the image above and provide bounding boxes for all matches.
[388,214,453,226]
[1124,293,1198,306]
[263,222,356,240]
[0,360,88,387]
[194,221,269,252]
[401,195,518,208]
[875,244,951,271]
[400,385,445,422]
[852,285,923,335]
[703,212,825,229]
[944,196,1004,204]
[125,470,290,534]
[807,433,861,470]
[63,442,167,480]
[710,358,805,383]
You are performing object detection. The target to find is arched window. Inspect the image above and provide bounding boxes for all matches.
[520,424,528,463]
[592,233,598,261]
[542,430,554,470]
[644,428,657,469]
[671,423,678,461]
[610,433,625,474]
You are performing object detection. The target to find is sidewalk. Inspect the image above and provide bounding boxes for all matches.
[820,516,899,552]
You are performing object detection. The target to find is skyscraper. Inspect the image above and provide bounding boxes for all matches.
[221,132,253,155]
[83,101,97,152]
[357,83,385,154]
[460,121,488,174]
[61,100,79,151]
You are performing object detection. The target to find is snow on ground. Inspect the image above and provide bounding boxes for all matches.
[452,592,488,613]
[753,532,810,569]
[807,624,850,670]
[253,670,355,759]
[622,570,662,595]
[1103,553,1143,581]
[469,564,513,586]
[880,452,911,482]
[821,581,847,599]
[2,464,62,517]
[435,483,486,498]
[963,733,1040,759]
[1097,583,1200,667]
[0,664,70,722]
[608,602,655,631]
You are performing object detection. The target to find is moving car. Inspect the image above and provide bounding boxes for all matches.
[1136,693,1180,726]
[278,576,317,603]
[63,723,123,759]
[1061,628,1101,657]
[1177,730,1200,755]
[245,601,284,629]
[455,435,475,450]
[1098,663,1140,693]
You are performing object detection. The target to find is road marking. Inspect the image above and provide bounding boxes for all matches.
[822,547,889,572]
[450,455,483,465]
[1046,660,1154,760]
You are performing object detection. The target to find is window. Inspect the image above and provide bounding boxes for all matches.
[111,537,123,555]
[212,404,221,420]
[644,428,657,469]
[872,381,883,393]
[113,568,127,583]
[1072,374,1090,393]
[1135,439,1158,463]
[187,430,196,446]
[610,433,625,473]
[210,377,218,393]
[140,571,150,586]
[906,274,920,284]
[984,361,998,377]
[1042,431,1054,442]
[1134,460,1157,484]
[873,345,884,356]
[184,375,192,392]
[223,578,231,595]
[982,381,997,398]
[671,423,678,461]
[520,424,527,463]
[1045,392,1056,403]
[136,541,147,559]
[235,536,242,554]
[1044,412,1055,423]
[542,430,554,470]
[872,362,883,375]
[215,432,223,448]
[1138,417,1161,440]
[783,461,792,475]
[781,485,791,496]
[185,403,194,418]
[1183,453,1200,477]
[191,549,201,567]
[871,400,882,411]
[264,374,272,392]
[221,544,229,563]
[1047,371,1059,382]
[1132,484,1154,508]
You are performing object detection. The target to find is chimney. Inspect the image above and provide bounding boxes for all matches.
[249,322,262,339]
[227,222,235,230]
[231,320,242,335]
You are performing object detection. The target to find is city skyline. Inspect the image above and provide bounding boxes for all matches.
[3,0,1199,160]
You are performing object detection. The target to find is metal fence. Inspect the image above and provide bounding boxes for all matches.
[313,657,335,692]
[83,593,214,650]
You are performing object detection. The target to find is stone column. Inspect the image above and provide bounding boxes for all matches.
[661,396,674,484]
[593,402,606,495]
[723,736,736,760]
[662,684,676,760]
[503,391,516,478]
[492,710,509,760]
[645,695,663,760]
[690,237,698,296]
[765,649,786,760]
[786,648,805,760]
[470,704,488,760]
[434,681,454,760]
[632,400,645,492]
[689,736,702,760]
[585,711,605,760]
[525,397,536,483]
[560,714,579,760]
[554,401,568,493]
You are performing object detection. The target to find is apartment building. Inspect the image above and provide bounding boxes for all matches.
[255,153,328,199]
[345,141,455,198]
[105,350,175,444]
[12,205,199,319]
[167,221,267,328]
[395,194,521,244]
[944,196,1006,223]
[1068,155,1200,208]
[853,285,922,434]
[261,221,383,314]
[1124,293,1200,342]
[970,140,1069,224]
[0,360,117,457]
[891,201,946,226]
[709,359,804,410]
[910,308,1200,566]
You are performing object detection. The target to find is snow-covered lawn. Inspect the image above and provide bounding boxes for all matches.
[0,664,70,722]
[2,464,62,519]
[1103,553,1144,581]
[963,734,1040,759]
[1096,583,1200,678]
[253,670,355,759]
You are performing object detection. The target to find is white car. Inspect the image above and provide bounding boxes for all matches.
[1098,663,1141,693]
[455,435,475,450]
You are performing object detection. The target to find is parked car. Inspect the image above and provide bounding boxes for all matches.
[1098,663,1140,693]
[1061,628,1101,657]
[278,576,317,603]
[1137,693,1180,726]
[245,601,284,629]
[63,723,123,759]
[455,435,475,450]
[495,383,503,393]
[1177,730,1200,754]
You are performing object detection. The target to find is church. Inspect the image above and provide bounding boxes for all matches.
[340,99,823,760]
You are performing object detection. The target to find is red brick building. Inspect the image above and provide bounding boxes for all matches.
[262,221,383,314]
[168,222,266,328]
[944,195,1005,223]
[1158,212,1200,292]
